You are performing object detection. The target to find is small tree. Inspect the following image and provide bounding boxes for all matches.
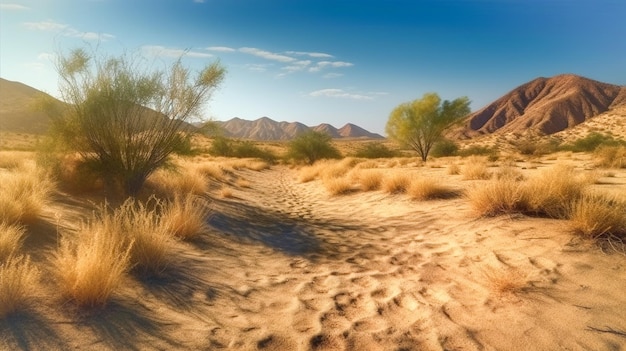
[49,48,225,196]
[386,93,470,161]
[287,131,341,164]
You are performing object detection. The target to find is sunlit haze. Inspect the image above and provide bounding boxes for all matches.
[1,0,625,134]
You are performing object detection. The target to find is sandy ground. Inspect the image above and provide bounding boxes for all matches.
[2,163,626,350]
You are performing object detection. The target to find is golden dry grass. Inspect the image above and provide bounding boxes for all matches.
[219,187,234,198]
[0,222,25,261]
[467,178,527,217]
[569,193,626,241]
[147,166,209,198]
[193,162,226,181]
[236,178,251,188]
[381,173,411,194]
[0,151,28,170]
[0,255,40,317]
[462,161,491,180]
[483,266,528,296]
[447,163,460,175]
[54,217,131,307]
[0,165,54,224]
[407,177,457,200]
[525,165,590,218]
[593,145,626,169]
[323,176,355,195]
[161,194,211,240]
[353,169,383,191]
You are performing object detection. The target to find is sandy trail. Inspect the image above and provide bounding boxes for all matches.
[2,165,625,351]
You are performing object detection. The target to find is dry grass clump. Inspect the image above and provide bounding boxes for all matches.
[224,158,270,171]
[194,162,226,181]
[161,194,211,240]
[467,178,527,217]
[593,145,626,168]
[462,160,491,180]
[147,166,209,198]
[0,223,25,261]
[524,165,590,218]
[219,187,233,198]
[323,176,355,195]
[353,169,383,191]
[54,218,131,308]
[407,177,457,200]
[447,163,460,175]
[0,151,28,170]
[381,173,411,194]
[0,255,40,317]
[483,266,528,296]
[0,166,54,224]
[569,193,626,242]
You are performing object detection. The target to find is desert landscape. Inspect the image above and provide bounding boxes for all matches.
[1,73,626,350]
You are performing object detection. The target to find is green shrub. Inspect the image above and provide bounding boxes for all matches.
[459,145,499,161]
[430,139,459,157]
[209,137,276,162]
[287,131,341,164]
[560,132,624,153]
[353,143,398,158]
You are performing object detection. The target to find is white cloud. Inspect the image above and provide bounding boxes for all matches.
[285,51,333,58]
[23,20,115,41]
[244,63,272,72]
[309,60,354,72]
[239,47,295,63]
[0,3,29,10]
[308,88,374,100]
[141,45,214,58]
[207,46,236,52]
[281,60,312,73]
[323,73,344,79]
[23,20,67,31]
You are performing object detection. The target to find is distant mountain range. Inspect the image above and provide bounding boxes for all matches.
[214,117,384,140]
[457,74,626,137]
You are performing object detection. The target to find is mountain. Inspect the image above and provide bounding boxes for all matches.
[0,78,60,134]
[216,117,384,140]
[458,74,626,137]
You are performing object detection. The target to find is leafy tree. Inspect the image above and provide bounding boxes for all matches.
[48,48,225,196]
[385,93,470,161]
[287,131,341,164]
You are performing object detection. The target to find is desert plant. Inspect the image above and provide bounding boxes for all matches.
[0,166,54,224]
[54,219,131,308]
[458,145,498,160]
[386,93,470,161]
[0,255,40,317]
[593,145,626,168]
[430,139,459,158]
[569,193,626,241]
[46,48,225,196]
[483,266,528,296]
[354,169,383,191]
[323,176,355,195]
[560,132,623,153]
[287,131,341,164]
[161,194,211,240]
[462,158,492,180]
[353,142,398,159]
[381,173,411,194]
[146,166,209,198]
[466,178,527,217]
[0,223,25,261]
[407,177,457,200]
[524,165,589,218]
[447,163,461,175]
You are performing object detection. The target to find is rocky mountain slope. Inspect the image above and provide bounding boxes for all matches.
[458,74,626,138]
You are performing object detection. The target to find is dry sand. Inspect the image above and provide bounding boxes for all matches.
[2,163,626,350]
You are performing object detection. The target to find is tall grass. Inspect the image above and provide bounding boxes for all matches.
[0,255,40,317]
[381,173,411,194]
[323,176,355,195]
[0,165,54,224]
[569,194,626,241]
[353,169,383,191]
[594,145,626,169]
[462,159,491,180]
[524,165,589,218]
[467,178,527,217]
[54,219,131,308]
[147,166,209,198]
[407,177,457,200]
[161,194,211,240]
[0,223,25,261]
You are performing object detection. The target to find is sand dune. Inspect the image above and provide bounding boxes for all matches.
[2,162,626,350]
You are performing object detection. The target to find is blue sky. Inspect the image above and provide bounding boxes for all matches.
[1,0,625,134]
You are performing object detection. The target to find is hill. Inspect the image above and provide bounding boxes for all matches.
[457,74,626,138]
[0,78,61,134]
[216,117,384,140]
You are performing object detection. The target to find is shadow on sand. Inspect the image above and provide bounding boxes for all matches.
[0,309,69,351]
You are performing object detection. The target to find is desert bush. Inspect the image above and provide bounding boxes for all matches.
[323,176,355,195]
[593,145,626,168]
[161,194,210,240]
[430,139,459,158]
[381,173,411,194]
[560,132,624,153]
[447,163,461,175]
[47,48,225,196]
[287,131,341,164]
[0,166,54,224]
[0,223,25,261]
[54,217,131,307]
[194,162,226,180]
[353,143,398,159]
[495,166,525,181]
[0,151,27,170]
[510,136,560,156]
[524,165,590,218]
[569,193,626,241]
[298,164,322,183]
[146,166,209,198]
[0,255,40,317]
[462,158,492,180]
[458,145,498,159]
[209,137,277,162]
[354,169,383,191]
[467,178,527,217]
[407,177,457,200]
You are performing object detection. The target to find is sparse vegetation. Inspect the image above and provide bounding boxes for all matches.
[0,255,40,317]
[0,223,25,261]
[407,177,457,200]
[353,142,398,159]
[209,137,277,162]
[430,139,459,158]
[46,48,225,196]
[560,132,624,153]
[354,169,383,191]
[381,173,411,194]
[569,193,626,242]
[593,145,626,168]
[462,157,492,180]
[161,194,211,240]
[0,165,54,224]
[287,131,341,164]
